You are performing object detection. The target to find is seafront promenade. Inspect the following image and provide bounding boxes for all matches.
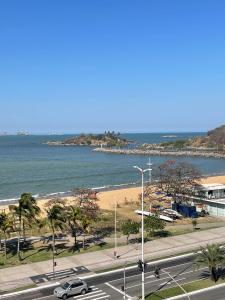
[93,147,225,159]
[1,226,225,292]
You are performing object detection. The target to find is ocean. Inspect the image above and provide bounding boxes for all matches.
[0,133,225,201]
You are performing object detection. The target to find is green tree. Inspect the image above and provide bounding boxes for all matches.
[80,215,91,249]
[121,219,140,244]
[144,215,165,237]
[0,212,13,260]
[192,218,198,230]
[46,204,67,254]
[67,206,82,247]
[195,244,225,282]
[12,193,40,260]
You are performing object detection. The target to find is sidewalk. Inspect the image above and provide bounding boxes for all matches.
[1,226,225,292]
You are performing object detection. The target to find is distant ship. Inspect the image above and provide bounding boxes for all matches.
[17,131,29,136]
[162,135,178,138]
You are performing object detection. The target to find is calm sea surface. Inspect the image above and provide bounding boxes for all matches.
[0,133,225,201]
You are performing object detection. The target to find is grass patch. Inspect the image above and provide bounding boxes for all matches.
[146,278,225,299]
[0,242,117,269]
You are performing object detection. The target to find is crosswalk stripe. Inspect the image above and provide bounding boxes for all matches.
[91,296,109,300]
[73,291,104,299]
[47,270,74,277]
[47,274,72,280]
[74,293,109,300]
[46,269,71,275]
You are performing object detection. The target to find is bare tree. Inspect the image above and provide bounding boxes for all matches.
[145,160,201,203]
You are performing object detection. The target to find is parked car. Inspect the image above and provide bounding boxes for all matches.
[54,279,88,299]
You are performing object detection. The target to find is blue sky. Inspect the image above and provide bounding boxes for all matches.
[0,0,225,133]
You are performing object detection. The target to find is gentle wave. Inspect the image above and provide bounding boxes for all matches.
[1,171,225,204]
[0,181,140,204]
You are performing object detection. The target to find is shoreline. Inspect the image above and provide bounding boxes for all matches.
[0,174,225,213]
[93,147,225,159]
[1,171,225,205]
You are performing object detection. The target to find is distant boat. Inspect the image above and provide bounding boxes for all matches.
[17,131,29,136]
[162,135,178,138]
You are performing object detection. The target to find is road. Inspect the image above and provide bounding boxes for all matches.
[169,285,225,300]
[3,254,211,300]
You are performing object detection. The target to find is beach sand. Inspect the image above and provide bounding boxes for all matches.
[0,175,225,214]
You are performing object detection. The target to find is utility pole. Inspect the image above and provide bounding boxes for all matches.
[146,158,152,212]
[123,262,127,299]
[114,200,117,259]
[133,165,151,300]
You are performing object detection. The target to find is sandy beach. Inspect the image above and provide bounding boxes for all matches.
[0,175,225,215]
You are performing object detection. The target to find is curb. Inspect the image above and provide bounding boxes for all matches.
[0,282,60,299]
[0,252,194,298]
[166,282,225,299]
[79,251,194,279]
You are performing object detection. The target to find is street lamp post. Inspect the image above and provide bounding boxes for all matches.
[114,200,117,259]
[133,165,151,300]
[123,262,127,299]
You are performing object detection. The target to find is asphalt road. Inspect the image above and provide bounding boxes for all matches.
[169,285,225,300]
[3,254,211,300]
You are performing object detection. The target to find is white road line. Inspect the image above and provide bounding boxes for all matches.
[47,271,74,276]
[107,262,192,284]
[74,292,108,299]
[145,274,154,279]
[73,290,103,298]
[105,282,131,298]
[47,274,73,280]
[91,296,109,300]
[159,277,186,286]
[126,267,207,290]
[46,269,72,275]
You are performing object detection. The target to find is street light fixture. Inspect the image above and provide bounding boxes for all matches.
[133,165,151,300]
[114,200,118,259]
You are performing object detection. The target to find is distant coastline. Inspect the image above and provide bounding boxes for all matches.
[93,147,225,159]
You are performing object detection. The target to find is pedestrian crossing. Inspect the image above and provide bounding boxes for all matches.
[45,268,75,280]
[73,286,110,300]
[31,266,89,283]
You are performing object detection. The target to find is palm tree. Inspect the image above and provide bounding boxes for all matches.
[80,216,91,249]
[67,206,82,247]
[13,193,40,260]
[0,212,13,260]
[195,244,225,282]
[46,205,66,254]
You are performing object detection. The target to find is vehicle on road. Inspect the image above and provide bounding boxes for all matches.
[54,279,88,299]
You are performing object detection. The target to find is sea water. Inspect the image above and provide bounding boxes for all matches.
[0,133,225,201]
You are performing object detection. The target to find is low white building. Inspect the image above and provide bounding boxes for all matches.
[191,183,225,217]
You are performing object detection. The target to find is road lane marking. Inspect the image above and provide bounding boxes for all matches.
[106,261,193,284]
[92,296,109,300]
[159,277,186,286]
[105,282,131,298]
[73,290,103,298]
[73,292,108,299]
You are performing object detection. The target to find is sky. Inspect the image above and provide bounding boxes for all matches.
[0,0,225,133]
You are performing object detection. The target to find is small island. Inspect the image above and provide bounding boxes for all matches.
[152,125,225,151]
[94,125,225,159]
[46,131,130,147]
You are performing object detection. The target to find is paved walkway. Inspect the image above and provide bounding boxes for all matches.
[1,226,225,292]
